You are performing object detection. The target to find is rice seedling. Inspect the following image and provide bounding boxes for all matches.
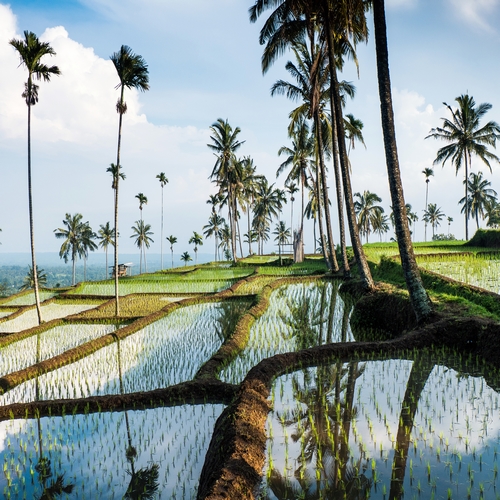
[0,301,244,404]
[0,303,101,333]
[220,281,352,384]
[261,349,500,499]
[0,323,121,378]
[0,290,60,307]
[0,403,224,498]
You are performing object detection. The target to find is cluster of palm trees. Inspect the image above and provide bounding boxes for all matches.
[206,119,292,261]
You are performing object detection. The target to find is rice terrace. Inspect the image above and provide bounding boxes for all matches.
[0,241,500,499]
[3,0,500,498]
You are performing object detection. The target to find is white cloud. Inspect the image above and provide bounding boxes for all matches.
[447,0,500,31]
[386,0,417,8]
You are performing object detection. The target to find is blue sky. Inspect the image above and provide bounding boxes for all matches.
[2,0,500,259]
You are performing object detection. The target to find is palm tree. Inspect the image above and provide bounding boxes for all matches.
[286,182,299,231]
[426,94,500,240]
[354,191,384,243]
[372,0,431,321]
[135,192,148,271]
[277,120,313,261]
[207,118,245,262]
[447,216,454,234]
[189,231,203,264]
[273,221,291,266]
[219,224,232,260]
[110,45,149,316]
[166,235,177,269]
[10,31,61,325]
[203,213,225,261]
[253,179,282,255]
[422,167,434,241]
[107,162,126,189]
[422,203,445,238]
[54,213,86,286]
[81,221,97,282]
[97,222,115,279]
[372,212,390,242]
[156,172,169,270]
[344,113,366,156]
[20,265,47,291]
[130,221,154,274]
[180,251,192,266]
[459,171,498,230]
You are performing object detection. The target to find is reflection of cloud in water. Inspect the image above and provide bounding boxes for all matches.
[0,302,228,405]
[0,404,224,498]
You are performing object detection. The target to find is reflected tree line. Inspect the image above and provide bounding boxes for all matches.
[262,285,435,500]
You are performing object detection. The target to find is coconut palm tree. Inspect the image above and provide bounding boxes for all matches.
[130,221,154,274]
[277,120,313,260]
[447,216,454,234]
[189,231,203,265]
[422,167,434,241]
[203,213,225,261]
[253,179,283,254]
[208,118,245,262]
[180,251,192,266]
[344,113,366,156]
[110,45,149,315]
[10,30,61,325]
[107,163,126,189]
[422,203,445,238]
[135,192,148,271]
[166,235,177,269]
[156,172,169,269]
[54,213,87,286]
[285,182,299,231]
[459,171,498,230]
[81,221,97,282]
[20,265,47,291]
[372,0,431,321]
[98,222,115,279]
[426,94,500,240]
[372,212,390,242]
[354,191,384,243]
[273,221,291,266]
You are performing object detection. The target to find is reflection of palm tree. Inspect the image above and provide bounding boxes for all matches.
[115,337,160,499]
[389,355,434,500]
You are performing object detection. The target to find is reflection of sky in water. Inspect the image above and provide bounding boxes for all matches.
[0,404,224,499]
[221,281,353,384]
[0,323,120,377]
[0,302,226,405]
[263,358,500,499]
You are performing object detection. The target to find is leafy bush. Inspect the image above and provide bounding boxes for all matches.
[432,233,456,241]
[465,229,500,247]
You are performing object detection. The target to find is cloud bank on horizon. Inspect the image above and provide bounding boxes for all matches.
[1,0,500,258]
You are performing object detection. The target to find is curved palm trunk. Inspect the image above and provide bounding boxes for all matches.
[373,0,432,322]
[315,160,328,263]
[105,248,109,279]
[323,11,373,290]
[113,86,125,317]
[236,217,244,258]
[27,99,42,324]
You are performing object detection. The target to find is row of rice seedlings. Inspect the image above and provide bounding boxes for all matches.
[0,303,101,334]
[0,323,122,378]
[69,279,238,296]
[0,290,59,307]
[179,267,255,281]
[0,309,17,319]
[0,403,224,499]
[419,257,500,293]
[260,351,500,499]
[240,255,279,264]
[220,281,352,384]
[256,262,325,276]
[232,276,279,296]
[0,302,238,404]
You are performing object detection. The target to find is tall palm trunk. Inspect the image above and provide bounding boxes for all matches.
[315,161,328,263]
[465,151,470,240]
[322,10,373,290]
[27,97,42,324]
[247,202,253,256]
[160,185,164,269]
[373,0,431,322]
[424,181,429,241]
[314,111,338,272]
[114,86,125,316]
